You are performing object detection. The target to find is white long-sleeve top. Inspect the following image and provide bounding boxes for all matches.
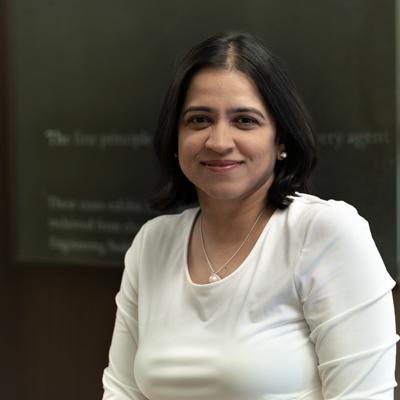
[102,194,398,400]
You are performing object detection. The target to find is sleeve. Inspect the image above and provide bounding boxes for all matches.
[102,226,149,400]
[294,202,398,400]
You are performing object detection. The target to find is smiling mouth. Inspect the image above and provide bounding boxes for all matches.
[200,160,244,172]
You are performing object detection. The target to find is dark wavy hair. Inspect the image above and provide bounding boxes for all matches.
[151,32,317,211]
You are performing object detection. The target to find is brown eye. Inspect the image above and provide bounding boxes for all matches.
[188,115,211,128]
[235,116,258,127]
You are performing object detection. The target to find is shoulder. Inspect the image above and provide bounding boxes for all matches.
[290,195,395,325]
[271,193,365,268]
[291,194,394,293]
[141,207,199,239]
[125,207,198,263]
[288,192,359,220]
[285,192,365,238]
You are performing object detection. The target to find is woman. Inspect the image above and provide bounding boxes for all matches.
[102,32,397,399]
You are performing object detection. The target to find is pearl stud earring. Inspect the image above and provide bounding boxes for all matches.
[279,151,288,160]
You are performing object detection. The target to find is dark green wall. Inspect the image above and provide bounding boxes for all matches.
[10,0,397,274]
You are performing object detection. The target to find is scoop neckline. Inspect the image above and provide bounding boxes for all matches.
[183,207,279,287]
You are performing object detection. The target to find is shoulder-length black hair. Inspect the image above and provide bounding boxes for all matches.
[151,31,317,211]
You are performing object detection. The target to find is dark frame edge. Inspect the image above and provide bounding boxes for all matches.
[396,0,400,283]
[0,0,13,269]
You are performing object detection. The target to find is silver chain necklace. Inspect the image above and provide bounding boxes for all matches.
[199,209,265,283]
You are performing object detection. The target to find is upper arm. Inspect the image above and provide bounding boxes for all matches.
[294,203,398,399]
[102,228,148,400]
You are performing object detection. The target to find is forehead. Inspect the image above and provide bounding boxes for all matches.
[183,68,265,108]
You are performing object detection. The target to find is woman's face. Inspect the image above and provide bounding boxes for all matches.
[178,68,283,205]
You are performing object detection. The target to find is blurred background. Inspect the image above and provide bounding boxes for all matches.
[1,0,399,398]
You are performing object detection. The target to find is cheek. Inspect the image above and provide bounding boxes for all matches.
[178,134,198,178]
[178,133,202,160]
[240,138,278,163]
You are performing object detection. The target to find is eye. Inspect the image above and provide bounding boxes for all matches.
[234,116,259,128]
[187,115,212,128]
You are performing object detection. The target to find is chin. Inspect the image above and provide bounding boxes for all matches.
[197,179,273,204]
[198,187,251,202]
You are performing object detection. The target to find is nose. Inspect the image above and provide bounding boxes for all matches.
[204,122,234,154]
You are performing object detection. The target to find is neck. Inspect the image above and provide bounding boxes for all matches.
[197,195,270,244]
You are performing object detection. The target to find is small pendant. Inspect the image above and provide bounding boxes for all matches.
[209,273,221,283]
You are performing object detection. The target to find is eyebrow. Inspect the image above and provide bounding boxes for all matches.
[181,106,266,119]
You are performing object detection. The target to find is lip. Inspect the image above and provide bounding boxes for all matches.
[200,159,244,173]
